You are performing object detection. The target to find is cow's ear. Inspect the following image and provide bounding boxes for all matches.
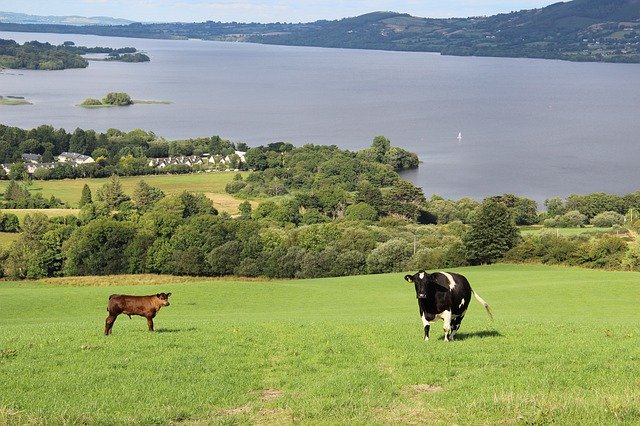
[157,293,161,297]
[166,293,172,297]
[404,274,414,283]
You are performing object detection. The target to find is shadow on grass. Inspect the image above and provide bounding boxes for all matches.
[155,327,198,333]
[455,329,503,341]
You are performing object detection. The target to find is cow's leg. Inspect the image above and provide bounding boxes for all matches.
[421,313,431,341]
[449,314,464,340]
[146,317,154,331]
[105,314,117,335]
[441,310,452,341]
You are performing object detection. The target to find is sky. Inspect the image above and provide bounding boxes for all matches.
[1,1,559,23]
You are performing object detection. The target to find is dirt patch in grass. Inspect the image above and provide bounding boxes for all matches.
[260,389,284,402]
[37,274,277,287]
[405,384,443,394]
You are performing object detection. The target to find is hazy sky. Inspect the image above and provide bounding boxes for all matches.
[2,1,558,23]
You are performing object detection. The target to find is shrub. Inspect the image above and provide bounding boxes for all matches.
[80,98,103,106]
[589,211,624,227]
[366,238,413,274]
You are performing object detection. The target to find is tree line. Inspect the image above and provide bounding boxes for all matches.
[2,172,640,280]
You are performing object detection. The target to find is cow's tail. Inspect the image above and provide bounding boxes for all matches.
[472,290,493,320]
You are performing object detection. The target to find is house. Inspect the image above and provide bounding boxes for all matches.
[21,153,42,164]
[57,152,95,165]
[148,155,204,169]
[25,163,57,174]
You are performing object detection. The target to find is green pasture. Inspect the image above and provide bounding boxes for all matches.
[0,172,247,213]
[0,232,18,248]
[520,225,617,237]
[1,264,639,424]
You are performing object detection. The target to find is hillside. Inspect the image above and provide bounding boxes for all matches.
[0,11,134,26]
[0,0,638,62]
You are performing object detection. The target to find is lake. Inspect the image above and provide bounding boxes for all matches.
[2,31,640,205]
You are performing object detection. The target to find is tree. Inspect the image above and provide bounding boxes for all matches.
[4,213,51,278]
[355,180,383,213]
[62,218,138,276]
[132,180,165,212]
[79,184,93,207]
[345,202,378,221]
[366,238,413,274]
[384,179,426,220]
[463,198,520,265]
[490,194,539,225]
[102,92,132,106]
[0,211,20,232]
[238,200,252,219]
[544,197,567,217]
[96,175,130,209]
[8,162,27,181]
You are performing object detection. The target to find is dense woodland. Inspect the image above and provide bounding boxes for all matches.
[1,0,638,63]
[0,39,148,70]
[1,123,640,279]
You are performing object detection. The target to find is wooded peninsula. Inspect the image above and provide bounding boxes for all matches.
[0,38,149,70]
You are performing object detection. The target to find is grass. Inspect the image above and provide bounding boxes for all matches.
[0,232,18,248]
[0,264,638,424]
[0,99,31,105]
[131,99,172,104]
[520,225,618,237]
[0,173,248,213]
[78,100,172,107]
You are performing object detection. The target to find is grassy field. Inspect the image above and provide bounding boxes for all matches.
[520,225,617,236]
[1,264,638,424]
[0,172,248,213]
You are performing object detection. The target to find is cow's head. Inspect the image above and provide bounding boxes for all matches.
[404,271,430,299]
[405,271,451,299]
[156,292,172,306]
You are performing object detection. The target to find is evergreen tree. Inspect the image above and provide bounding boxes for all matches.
[132,180,165,212]
[238,200,252,219]
[96,175,130,209]
[79,184,93,207]
[463,198,520,265]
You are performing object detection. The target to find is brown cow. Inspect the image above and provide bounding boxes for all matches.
[104,293,171,335]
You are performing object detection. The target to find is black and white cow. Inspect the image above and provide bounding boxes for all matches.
[404,270,492,341]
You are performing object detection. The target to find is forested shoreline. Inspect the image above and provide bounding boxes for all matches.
[1,123,640,280]
[0,38,149,70]
[1,0,639,64]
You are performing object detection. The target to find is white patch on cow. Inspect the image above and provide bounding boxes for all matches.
[421,313,429,327]
[441,310,452,341]
[421,313,430,341]
[459,298,465,309]
[419,271,425,279]
[439,271,457,289]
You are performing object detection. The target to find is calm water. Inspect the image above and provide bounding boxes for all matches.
[2,31,640,205]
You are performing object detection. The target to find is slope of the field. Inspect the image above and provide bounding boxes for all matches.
[0,264,638,424]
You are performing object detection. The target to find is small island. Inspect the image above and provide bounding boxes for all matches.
[79,92,171,108]
[0,95,31,105]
